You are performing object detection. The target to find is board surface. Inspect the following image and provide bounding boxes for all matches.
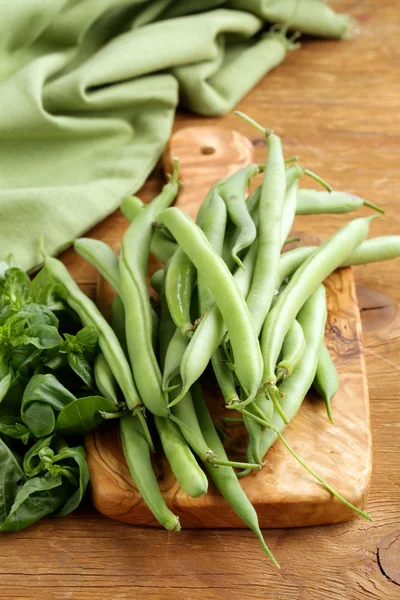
[85,126,372,528]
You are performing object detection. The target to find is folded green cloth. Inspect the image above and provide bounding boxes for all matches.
[0,0,352,271]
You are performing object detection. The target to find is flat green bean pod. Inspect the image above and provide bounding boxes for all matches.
[165,247,196,336]
[276,319,306,382]
[246,132,286,336]
[261,216,376,386]
[150,269,164,294]
[162,328,188,392]
[94,352,119,406]
[120,415,180,531]
[296,189,382,215]
[154,415,208,498]
[155,208,263,407]
[258,285,327,459]
[218,164,259,269]
[313,343,339,424]
[121,195,144,221]
[192,383,279,567]
[120,161,180,417]
[74,238,120,294]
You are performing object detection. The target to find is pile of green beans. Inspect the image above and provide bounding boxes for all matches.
[69,113,400,567]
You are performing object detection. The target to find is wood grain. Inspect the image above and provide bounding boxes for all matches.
[85,124,371,529]
[1,1,400,598]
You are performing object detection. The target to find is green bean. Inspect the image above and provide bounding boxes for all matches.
[159,267,176,370]
[176,242,258,405]
[150,269,164,294]
[211,351,239,405]
[261,216,377,386]
[162,328,188,392]
[218,164,259,269]
[245,130,286,336]
[313,343,339,424]
[192,383,279,567]
[156,208,262,407]
[120,415,180,531]
[120,160,180,417]
[121,195,177,263]
[165,247,196,336]
[151,306,159,353]
[342,236,400,265]
[121,195,144,221]
[276,319,306,382]
[74,238,120,294]
[296,189,383,215]
[198,187,227,311]
[43,255,153,450]
[278,246,316,283]
[154,415,208,498]
[94,352,119,406]
[242,391,273,466]
[259,285,327,459]
[111,295,128,355]
[280,166,304,244]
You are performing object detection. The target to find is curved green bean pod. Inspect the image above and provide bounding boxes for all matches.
[192,383,279,567]
[162,328,188,392]
[218,164,259,269]
[296,189,383,215]
[177,242,258,406]
[120,161,180,417]
[211,351,239,405]
[278,246,316,283]
[156,208,263,407]
[43,255,153,449]
[150,269,164,294]
[165,247,196,336]
[120,415,180,531]
[276,319,306,382]
[154,415,208,498]
[246,132,286,336]
[259,285,327,459]
[74,238,120,294]
[342,236,400,266]
[94,352,119,406]
[262,215,376,386]
[159,268,176,371]
[198,187,227,311]
[280,165,304,245]
[121,195,144,221]
[313,343,339,424]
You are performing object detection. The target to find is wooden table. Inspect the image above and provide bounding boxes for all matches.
[1,1,399,598]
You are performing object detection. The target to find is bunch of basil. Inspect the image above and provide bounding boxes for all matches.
[0,256,118,531]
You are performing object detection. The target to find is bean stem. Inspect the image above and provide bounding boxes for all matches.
[234,111,272,137]
[304,168,332,192]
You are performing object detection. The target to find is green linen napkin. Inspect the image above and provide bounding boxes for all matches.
[0,0,352,271]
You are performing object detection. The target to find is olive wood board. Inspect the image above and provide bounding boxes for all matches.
[85,126,372,529]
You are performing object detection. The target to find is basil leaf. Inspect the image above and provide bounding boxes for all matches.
[19,304,59,328]
[20,325,63,349]
[0,474,66,532]
[54,445,89,517]
[56,395,118,434]
[67,353,93,388]
[23,435,55,478]
[10,346,42,376]
[21,374,76,436]
[30,268,66,312]
[0,437,26,527]
[0,373,12,402]
[23,402,55,438]
[0,419,31,444]
[0,375,25,421]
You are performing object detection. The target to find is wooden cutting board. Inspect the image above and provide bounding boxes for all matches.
[85,127,372,529]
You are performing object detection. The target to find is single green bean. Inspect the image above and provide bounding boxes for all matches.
[313,343,339,424]
[94,352,119,406]
[111,295,128,355]
[262,216,376,386]
[258,285,327,459]
[74,238,120,294]
[121,195,144,221]
[211,351,239,405]
[165,247,196,336]
[296,189,383,215]
[159,267,176,370]
[245,131,286,336]
[242,391,274,466]
[151,269,164,294]
[120,161,180,417]
[276,319,306,382]
[342,236,400,266]
[156,208,262,407]
[120,415,180,531]
[43,255,153,449]
[154,415,208,498]
[162,328,188,392]
[176,242,258,405]
[192,383,279,567]
[218,164,259,269]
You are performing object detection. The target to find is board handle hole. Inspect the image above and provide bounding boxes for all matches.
[200,146,215,155]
